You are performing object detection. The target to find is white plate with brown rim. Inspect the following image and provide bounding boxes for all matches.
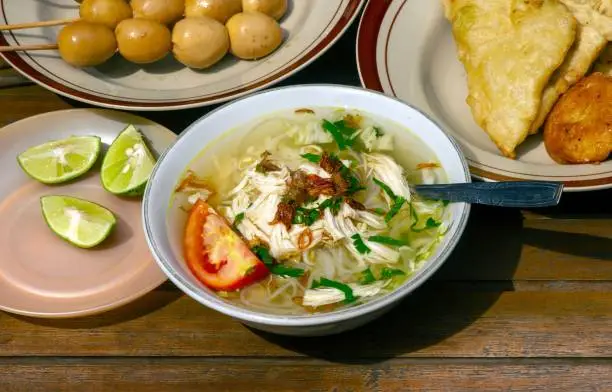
[356,0,612,191]
[0,0,365,111]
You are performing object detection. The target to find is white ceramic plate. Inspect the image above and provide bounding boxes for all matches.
[0,0,364,111]
[356,0,612,191]
[0,108,175,318]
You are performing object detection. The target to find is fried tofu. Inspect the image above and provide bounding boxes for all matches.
[444,0,577,158]
[544,72,612,164]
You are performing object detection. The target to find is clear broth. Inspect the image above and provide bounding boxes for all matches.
[174,107,448,315]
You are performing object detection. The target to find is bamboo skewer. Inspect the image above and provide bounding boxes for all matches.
[0,18,72,53]
[0,43,59,52]
[0,17,77,53]
[0,18,78,31]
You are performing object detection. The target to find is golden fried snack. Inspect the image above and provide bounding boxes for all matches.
[594,43,612,76]
[443,0,576,158]
[530,25,607,134]
[560,0,612,40]
[544,72,612,164]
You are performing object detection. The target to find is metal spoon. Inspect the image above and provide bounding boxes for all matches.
[413,181,564,208]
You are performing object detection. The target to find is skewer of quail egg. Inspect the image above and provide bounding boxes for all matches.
[2,0,288,70]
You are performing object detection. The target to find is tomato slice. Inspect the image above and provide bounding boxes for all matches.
[183,200,269,291]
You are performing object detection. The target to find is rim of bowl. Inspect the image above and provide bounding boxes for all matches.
[143,84,472,327]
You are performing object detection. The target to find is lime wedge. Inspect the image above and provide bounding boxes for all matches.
[40,195,116,248]
[101,125,156,196]
[17,135,101,184]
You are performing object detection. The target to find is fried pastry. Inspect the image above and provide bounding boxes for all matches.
[560,0,612,39]
[444,0,577,158]
[530,25,607,134]
[594,42,612,75]
[544,72,612,164]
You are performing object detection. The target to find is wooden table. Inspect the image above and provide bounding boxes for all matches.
[1,24,611,392]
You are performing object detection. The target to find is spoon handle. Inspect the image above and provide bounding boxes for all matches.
[413,181,564,208]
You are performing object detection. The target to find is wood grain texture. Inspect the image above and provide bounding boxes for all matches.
[1,290,611,358]
[436,206,612,281]
[0,85,70,127]
[1,74,612,391]
[0,358,610,392]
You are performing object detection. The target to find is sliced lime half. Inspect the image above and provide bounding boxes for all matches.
[17,135,101,184]
[40,195,116,248]
[101,125,157,196]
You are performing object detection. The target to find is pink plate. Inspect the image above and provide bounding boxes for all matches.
[0,109,175,318]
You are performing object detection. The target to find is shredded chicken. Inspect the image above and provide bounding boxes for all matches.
[363,241,401,264]
[225,150,413,264]
[298,163,330,178]
[322,206,359,241]
[364,153,412,202]
[187,190,211,205]
[355,210,386,230]
[229,165,289,196]
[302,280,388,307]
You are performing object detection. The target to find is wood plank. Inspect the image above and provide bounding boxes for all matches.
[0,84,213,134]
[0,85,71,127]
[1,290,611,358]
[435,205,612,281]
[0,358,609,392]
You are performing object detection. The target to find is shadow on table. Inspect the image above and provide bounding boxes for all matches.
[522,228,612,261]
[520,188,612,261]
[526,188,612,217]
[8,285,182,329]
[252,205,525,364]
